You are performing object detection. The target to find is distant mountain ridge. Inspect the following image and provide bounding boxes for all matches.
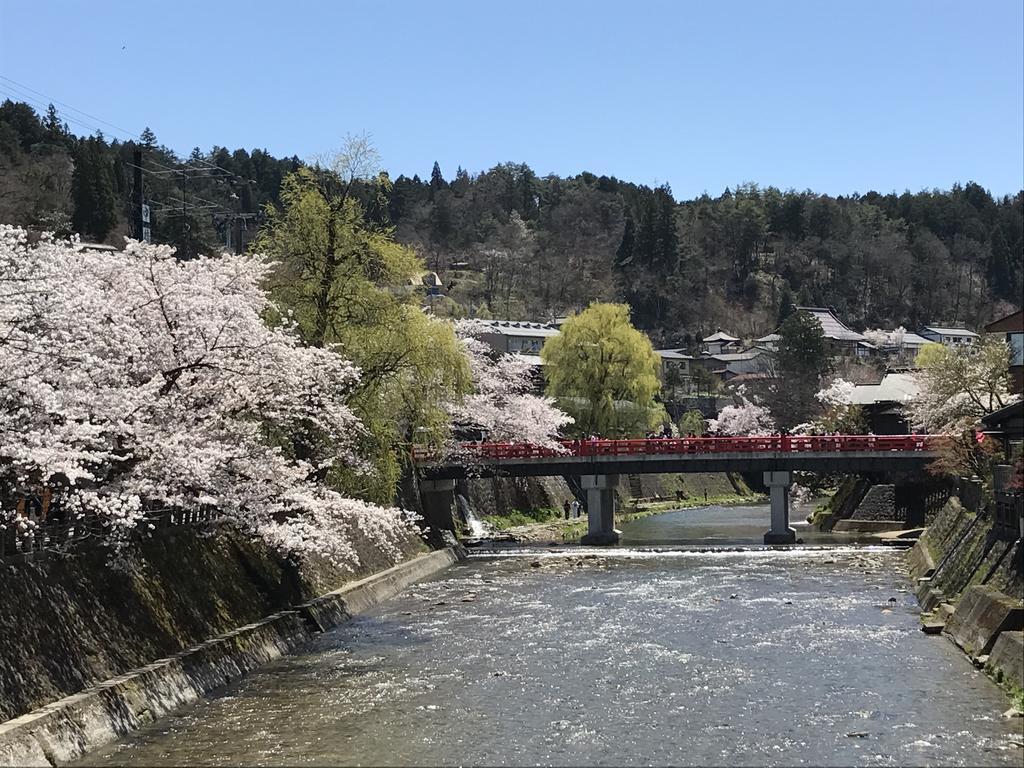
[1,99,1020,344]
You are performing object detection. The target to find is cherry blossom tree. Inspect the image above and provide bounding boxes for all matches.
[909,338,1018,477]
[909,337,1016,434]
[862,327,906,348]
[0,228,417,562]
[449,319,572,449]
[790,378,867,435]
[815,378,856,409]
[707,388,775,436]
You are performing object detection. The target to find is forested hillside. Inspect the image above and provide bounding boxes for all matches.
[2,99,1020,345]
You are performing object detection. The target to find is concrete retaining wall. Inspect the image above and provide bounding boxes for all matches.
[908,537,936,580]
[913,496,1024,702]
[987,631,1024,690]
[943,584,1024,656]
[0,547,462,767]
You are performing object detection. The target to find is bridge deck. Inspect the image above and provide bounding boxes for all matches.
[413,435,942,479]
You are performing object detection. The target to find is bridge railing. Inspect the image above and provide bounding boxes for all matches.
[411,434,939,463]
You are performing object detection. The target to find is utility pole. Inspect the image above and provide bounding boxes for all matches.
[180,168,189,259]
[133,148,151,242]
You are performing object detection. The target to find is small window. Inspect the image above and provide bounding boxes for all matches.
[1008,332,1024,367]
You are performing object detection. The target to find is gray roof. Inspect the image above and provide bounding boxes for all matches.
[848,373,919,406]
[794,307,866,342]
[478,320,560,338]
[757,333,781,342]
[901,332,930,347]
[703,331,739,342]
[919,326,979,338]
[514,354,544,367]
[655,349,694,361]
[705,350,764,362]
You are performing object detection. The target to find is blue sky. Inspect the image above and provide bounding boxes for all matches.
[1,0,1021,198]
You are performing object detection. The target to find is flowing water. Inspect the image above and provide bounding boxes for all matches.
[79,506,1023,767]
[457,494,492,538]
[618,502,866,546]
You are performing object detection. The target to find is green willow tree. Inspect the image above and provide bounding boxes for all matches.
[541,303,663,437]
[677,409,708,436]
[255,144,471,503]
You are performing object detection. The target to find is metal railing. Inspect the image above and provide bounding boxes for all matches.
[0,505,222,564]
[993,491,1023,542]
[412,434,941,463]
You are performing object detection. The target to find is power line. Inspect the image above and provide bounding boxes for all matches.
[1,76,267,251]
[0,75,140,141]
[0,85,115,138]
[0,75,259,187]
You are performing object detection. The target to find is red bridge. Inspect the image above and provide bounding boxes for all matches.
[413,434,942,546]
[413,434,936,463]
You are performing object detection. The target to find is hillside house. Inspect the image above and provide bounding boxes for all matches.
[892,331,930,359]
[793,306,868,357]
[918,326,979,347]
[694,348,772,384]
[655,349,694,396]
[755,332,780,352]
[476,320,560,354]
[848,373,919,434]
[984,310,1023,395]
[701,331,741,355]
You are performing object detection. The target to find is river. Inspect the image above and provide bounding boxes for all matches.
[618,501,866,546]
[78,504,1022,767]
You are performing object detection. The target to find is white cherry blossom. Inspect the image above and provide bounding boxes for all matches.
[0,228,417,563]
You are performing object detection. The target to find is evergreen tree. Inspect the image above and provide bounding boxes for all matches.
[652,184,679,274]
[615,214,636,267]
[429,161,446,200]
[43,104,69,146]
[989,225,1015,301]
[71,137,117,241]
[763,310,833,430]
[777,286,795,325]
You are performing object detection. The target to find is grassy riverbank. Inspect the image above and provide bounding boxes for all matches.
[482,492,765,543]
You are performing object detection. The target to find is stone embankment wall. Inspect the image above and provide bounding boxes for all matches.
[454,472,753,526]
[0,525,426,725]
[814,476,949,533]
[457,476,574,520]
[618,472,751,503]
[909,497,1024,695]
[0,547,461,767]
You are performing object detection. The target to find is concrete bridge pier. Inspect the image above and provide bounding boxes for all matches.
[419,478,457,534]
[581,474,620,545]
[763,471,797,545]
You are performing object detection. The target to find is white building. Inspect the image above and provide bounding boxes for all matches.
[755,332,781,352]
[475,320,560,354]
[701,330,741,355]
[918,326,980,347]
